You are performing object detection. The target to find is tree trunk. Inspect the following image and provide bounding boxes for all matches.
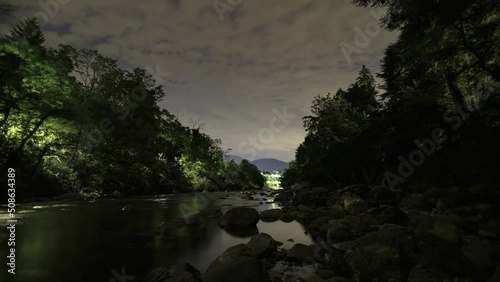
[17,115,49,152]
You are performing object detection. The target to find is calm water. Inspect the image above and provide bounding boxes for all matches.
[0,192,312,282]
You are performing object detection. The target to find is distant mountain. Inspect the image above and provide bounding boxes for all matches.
[250,158,289,173]
[226,155,289,172]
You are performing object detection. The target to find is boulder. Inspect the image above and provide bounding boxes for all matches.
[144,263,202,282]
[429,220,461,244]
[343,198,369,214]
[279,213,295,223]
[219,207,259,228]
[324,205,345,219]
[407,264,448,282]
[287,243,316,261]
[342,185,371,198]
[201,244,269,282]
[326,221,353,242]
[294,188,329,207]
[344,225,417,281]
[259,209,283,222]
[246,233,277,258]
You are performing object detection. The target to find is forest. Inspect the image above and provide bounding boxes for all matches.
[0,15,264,200]
[282,0,500,207]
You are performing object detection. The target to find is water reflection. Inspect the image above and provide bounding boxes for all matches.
[0,193,312,282]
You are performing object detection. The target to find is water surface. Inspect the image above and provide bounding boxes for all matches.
[0,192,312,282]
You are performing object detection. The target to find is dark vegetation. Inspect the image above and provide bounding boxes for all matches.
[282,0,500,207]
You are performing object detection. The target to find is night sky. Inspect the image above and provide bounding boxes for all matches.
[1,0,398,162]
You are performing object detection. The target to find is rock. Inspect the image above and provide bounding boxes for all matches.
[287,239,294,242]
[144,263,202,282]
[287,243,316,261]
[324,205,345,219]
[314,216,331,227]
[219,207,259,228]
[462,243,494,276]
[247,233,277,258]
[316,269,335,279]
[327,221,353,242]
[348,205,408,236]
[429,220,461,244]
[225,225,260,237]
[259,209,283,222]
[342,185,371,197]
[488,264,500,282]
[279,213,295,223]
[274,192,293,203]
[407,264,448,282]
[294,188,329,207]
[344,225,416,281]
[201,244,269,282]
[343,198,369,214]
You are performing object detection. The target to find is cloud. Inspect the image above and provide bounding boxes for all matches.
[2,0,398,161]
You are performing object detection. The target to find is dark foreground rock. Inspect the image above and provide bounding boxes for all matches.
[219,207,259,228]
[259,209,283,222]
[247,233,278,258]
[201,244,269,282]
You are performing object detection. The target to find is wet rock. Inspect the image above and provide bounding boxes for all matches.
[225,225,259,237]
[144,263,202,282]
[287,243,316,261]
[247,233,277,258]
[201,244,269,282]
[279,213,295,223]
[219,207,259,228]
[259,209,283,222]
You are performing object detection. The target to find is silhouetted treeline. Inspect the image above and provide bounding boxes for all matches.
[282,0,499,204]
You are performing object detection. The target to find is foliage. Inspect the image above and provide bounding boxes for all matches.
[0,18,250,199]
[283,0,500,194]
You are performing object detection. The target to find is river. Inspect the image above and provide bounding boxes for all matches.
[0,191,312,282]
